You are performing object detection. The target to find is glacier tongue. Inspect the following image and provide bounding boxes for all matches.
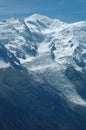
[42,68,86,107]
[23,51,86,109]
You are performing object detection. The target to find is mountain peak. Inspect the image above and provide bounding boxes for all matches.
[25,14,64,24]
[24,14,65,32]
[25,14,51,21]
[0,14,86,71]
[0,14,86,110]
[5,17,23,25]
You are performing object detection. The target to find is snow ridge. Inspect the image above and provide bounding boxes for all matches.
[0,14,86,109]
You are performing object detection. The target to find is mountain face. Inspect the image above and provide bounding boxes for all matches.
[0,14,86,130]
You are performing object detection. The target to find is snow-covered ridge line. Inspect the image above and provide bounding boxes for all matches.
[0,13,86,72]
[0,14,86,109]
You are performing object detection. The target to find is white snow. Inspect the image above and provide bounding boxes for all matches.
[42,68,86,107]
[0,14,86,108]
[0,60,10,69]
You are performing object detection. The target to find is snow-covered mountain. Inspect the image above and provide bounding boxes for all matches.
[0,14,86,112]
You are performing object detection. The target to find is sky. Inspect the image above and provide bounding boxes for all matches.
[0,0,86,22]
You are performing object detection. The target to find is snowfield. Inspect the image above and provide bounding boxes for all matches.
[0,14,86,109]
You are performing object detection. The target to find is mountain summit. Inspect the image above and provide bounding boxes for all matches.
[0,14,86,130]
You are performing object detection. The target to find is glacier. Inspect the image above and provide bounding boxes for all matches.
[0,14,86,111]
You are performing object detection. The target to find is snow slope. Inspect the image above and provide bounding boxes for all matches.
[0,14,86,110]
